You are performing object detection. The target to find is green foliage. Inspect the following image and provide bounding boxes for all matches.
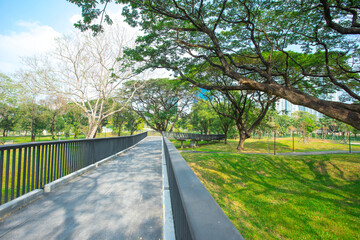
[112,106,144,135]
[0,74,20,136]
[183,151,360,239]
[172,137,360,153]
[63,104,87,139]
[124,110,143,135]
[190,100,216,134]
[68,0,360,130]
[125,78,195,131]
[292,111,318,137]
[18,102,50,141]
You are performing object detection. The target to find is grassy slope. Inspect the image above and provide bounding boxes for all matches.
[181,150,360,239]
[172,138,360,153]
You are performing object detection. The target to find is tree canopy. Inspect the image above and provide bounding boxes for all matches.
[68,0,360,130]
[124,78,194,131]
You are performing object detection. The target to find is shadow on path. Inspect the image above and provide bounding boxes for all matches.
[0,137,162,240]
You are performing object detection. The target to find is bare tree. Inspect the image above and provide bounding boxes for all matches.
[23,24,143,138]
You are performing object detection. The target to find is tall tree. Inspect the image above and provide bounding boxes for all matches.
[62,103,88,139]
[124,110,143,135]
[207,90,276,150]
[40,96,66,139]
[18,102,49,142]
[203,95,235,144]
[190,100,216,135]
[292,111,318,142]
[0,74,19,136]
[126,78,194,132]
[69,0,360,130]
[16,72,51,142]
[23,24,142,138]
[111,104,128,136]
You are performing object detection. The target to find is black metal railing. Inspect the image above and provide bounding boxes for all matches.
[0,132,147,205]
[162,135,244,240]
[163,132,225,141]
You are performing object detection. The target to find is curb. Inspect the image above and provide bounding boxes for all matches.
[44,164,96,192]
[162,137,176,240]
[0,189,43,218]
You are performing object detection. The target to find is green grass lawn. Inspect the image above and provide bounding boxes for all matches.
[181,152,360,239]
[172,137,360,153]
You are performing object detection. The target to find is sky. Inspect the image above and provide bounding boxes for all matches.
[0,0,123,74]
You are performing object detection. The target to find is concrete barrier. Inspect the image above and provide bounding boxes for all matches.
[0,190,43,218]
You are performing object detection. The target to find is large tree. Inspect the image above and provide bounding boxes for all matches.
[207,90,276,150]
[125,78,194,132]
[40,96,66,139]
[23,24,142,138]
[68,0,360,130]
[189,100,216,135]
[0,74,19,136]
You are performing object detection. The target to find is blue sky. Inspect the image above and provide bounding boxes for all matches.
[0,0,123,74]
[0,0,81,35]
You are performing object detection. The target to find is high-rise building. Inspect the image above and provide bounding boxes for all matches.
[276,99,323,118]
[276,92,339,119]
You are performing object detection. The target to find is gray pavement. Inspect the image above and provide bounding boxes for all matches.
[0,137,163,240]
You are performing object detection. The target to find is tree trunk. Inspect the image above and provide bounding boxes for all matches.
[74,129,78,139]
[30,119,35,142]
[237,131,250,151]
[87,124,98,139]
[87,127,98,138]
[31,132,36,142]
[237,134,247,151]
[192,76,360,130]
[51,125,55,140]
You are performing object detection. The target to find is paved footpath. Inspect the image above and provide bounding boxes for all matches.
[0,137,163,240]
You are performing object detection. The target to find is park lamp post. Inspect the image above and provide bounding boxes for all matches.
[269,121,278,155]
[349,131,352,153]
[292,130,295,153]
[274,130,276,155]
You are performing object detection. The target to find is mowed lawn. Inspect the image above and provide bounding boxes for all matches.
[173,137,360,153]
[181,151,360,239]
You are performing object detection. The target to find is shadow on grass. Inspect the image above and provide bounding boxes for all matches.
[184,152,360,239]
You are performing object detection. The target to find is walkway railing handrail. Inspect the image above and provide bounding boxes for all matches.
[163,131,225,141]
[0,132,147,205]
[162,135,244,240]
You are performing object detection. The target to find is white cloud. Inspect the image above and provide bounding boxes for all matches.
[69,14,82,24]
[0,10,140,75]
[0,21,61,73]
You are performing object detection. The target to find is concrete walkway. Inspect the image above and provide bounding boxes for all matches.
[0,137,163,240]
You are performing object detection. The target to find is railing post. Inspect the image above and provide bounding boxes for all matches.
[292,131,295,153]
[5,150,10,203]
[0,132,147,205]
[0,150,3,204]
[35,146,41,189]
